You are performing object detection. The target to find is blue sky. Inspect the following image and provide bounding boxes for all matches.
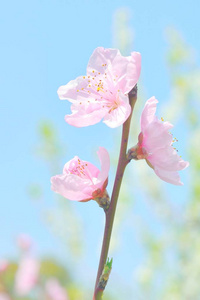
[0,0,198,281]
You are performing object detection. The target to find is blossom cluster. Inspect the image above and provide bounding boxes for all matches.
[0,235,69,300]
[51,47,189,203]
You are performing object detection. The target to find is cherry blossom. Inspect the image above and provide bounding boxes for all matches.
[0,260,8,273]
[0,294,11,300]
[128,97,189,185]
[45,278,68,300]
[17,234,33,252]
[58,47,141,128]
[15,256,40,295]
[51,147,110,201]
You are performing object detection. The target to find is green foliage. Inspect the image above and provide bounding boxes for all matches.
[27,183,43,200]
[40,259,70,283]
[36,121,64,164]
[1,262,18,291]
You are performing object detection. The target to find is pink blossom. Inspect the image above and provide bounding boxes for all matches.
[51,147,110,201]
[17,234,33,251]
[0,294,11,300]
[0,260,8,273]
[45,278,68,300]
[130,97,189,185]
[15,256,40,296]
[57,47,141,128]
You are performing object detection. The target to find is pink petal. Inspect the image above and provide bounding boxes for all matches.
[138,96,189,185]
[17,234,32,251]
[131,52,142,84]
[15,257,40,296]
[112,51,141,94]
[0,260,8,272]
[143,120,173,151]
[58,47,141,128]
[148,147,189,172]
[0,294,11,300]
[64,157,100,178]
[87,47,141,94]
[45,279,68,300]
[103,92,131,128]
[87,47,119,75]
[65,105,106,127]
[51,174,93,201]
[96,147,110,185]
[57,76,87,102]
[51,148,110,201]
[154,167,183,185]
[140,97,159,131]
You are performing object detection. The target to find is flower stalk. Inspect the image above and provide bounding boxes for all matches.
[93,85,138,300]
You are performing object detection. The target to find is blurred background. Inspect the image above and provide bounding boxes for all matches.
[0,0,199,299]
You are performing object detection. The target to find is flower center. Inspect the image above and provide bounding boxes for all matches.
[76,64,120,113]
[68,158,93,181]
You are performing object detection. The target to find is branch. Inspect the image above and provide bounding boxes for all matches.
[93,85,138,300]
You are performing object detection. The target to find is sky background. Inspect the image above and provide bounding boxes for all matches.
[0,0,198,289]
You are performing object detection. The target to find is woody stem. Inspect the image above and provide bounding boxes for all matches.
[93,85,138,300]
